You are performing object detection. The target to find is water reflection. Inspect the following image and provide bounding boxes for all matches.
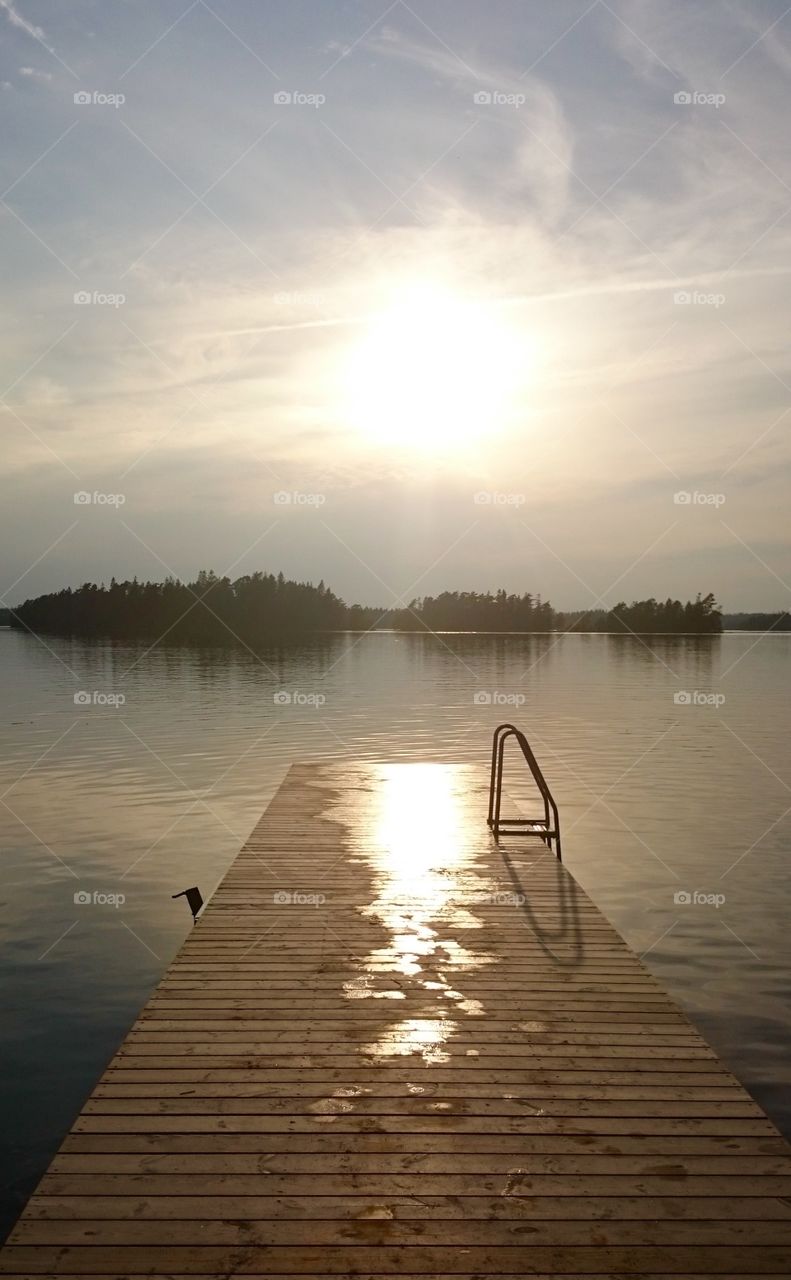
[605,632,720,674]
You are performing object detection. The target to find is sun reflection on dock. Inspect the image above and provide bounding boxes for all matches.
[334,763,497,1062]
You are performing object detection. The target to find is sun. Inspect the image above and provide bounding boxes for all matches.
[342,283,529,451]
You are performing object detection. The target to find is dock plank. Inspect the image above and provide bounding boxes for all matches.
[3,760,791,1277]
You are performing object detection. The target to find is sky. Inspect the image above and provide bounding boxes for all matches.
[2,0,791,611]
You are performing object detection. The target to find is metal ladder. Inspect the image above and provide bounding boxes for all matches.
[487,723,562,859]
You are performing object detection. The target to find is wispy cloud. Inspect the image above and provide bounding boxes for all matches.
[0,0,46,43]
[18,65,51,82]
[0,0,77,76]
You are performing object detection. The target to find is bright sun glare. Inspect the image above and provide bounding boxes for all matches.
[343,284,529,451]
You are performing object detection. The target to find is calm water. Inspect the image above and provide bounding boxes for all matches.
[1,626,790,1235]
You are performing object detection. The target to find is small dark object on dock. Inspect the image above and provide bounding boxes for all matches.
[171,885,203,919]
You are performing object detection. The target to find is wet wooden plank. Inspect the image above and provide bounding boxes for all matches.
[81,1098,763,1117]
[21,1193,791,1221]
[11,1219,791,1246]
[3,760,791,1278]
[44,1151,791,1173]
[3,1244,791,1273]
[93,1083,747,1100]
[60,1132,791,1154]
[1,1274,786,1280]
[32,1172,791,1197]
[70,1115,778,1135]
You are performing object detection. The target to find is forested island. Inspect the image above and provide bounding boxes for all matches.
[394,591,722,634]
[8,572,347,644]
[6,574,725,641]
[722,612,791,631]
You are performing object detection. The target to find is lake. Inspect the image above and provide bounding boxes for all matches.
[1,625,789,1237]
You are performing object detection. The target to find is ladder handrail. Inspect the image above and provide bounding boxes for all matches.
[487,723,562,859]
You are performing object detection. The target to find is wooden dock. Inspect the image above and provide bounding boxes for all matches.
[3,759,791,1276]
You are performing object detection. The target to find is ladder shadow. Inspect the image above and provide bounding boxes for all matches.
[495,839,584,968]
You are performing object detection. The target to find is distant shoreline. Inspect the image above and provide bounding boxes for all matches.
[4,624,789,640]
[5,581,787,639]
[1,578,724,639]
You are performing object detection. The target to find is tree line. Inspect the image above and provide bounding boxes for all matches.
[7,574,723,641]
[390,590,554,632]
[722,612,791,631]
[8,572,346,644]
[560,593,722,634]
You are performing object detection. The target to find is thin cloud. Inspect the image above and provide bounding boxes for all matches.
[0,0,69,70]
[18,66,52,81]
[0,0,46,42]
